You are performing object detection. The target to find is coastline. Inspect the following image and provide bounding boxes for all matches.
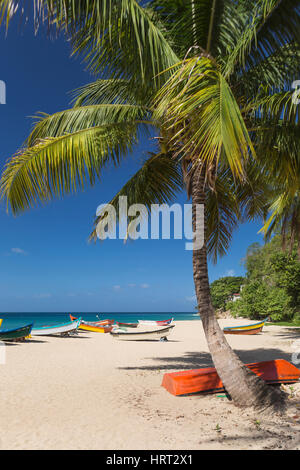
[0,319,299,450]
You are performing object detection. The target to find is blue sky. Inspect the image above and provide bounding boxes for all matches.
[0,18,265,312]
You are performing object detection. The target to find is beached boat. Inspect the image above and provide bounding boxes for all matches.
[138,318,174,326]
[223,318,268,335]
[32,318,81,336]
[111,324,175,341]
[115,321,138,328]
[0,323,33,341]
[78,323,113,333]
[69,314,114,326]
[162,359,300,396]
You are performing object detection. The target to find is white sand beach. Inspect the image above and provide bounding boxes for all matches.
[0,319,300,450]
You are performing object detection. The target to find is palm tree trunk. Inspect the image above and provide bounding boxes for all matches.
[191,170,285,411]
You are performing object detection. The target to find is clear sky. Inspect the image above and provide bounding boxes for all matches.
[0,18,265,313]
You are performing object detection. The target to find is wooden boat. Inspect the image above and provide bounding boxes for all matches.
[223,318,268,335]
[78,323,113,333]
[111,324,175,341]
[32,318,81,336]
[0,323,33,341]
[69,314,114,326]
[115,321,138,328]
[162,359,300,396]
[138,318,174,326]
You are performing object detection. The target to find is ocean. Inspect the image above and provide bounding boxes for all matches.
[0,312,199,329]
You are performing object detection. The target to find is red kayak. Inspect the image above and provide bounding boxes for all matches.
[69,314,114,326]
[162,359,300,396]
[138,318,174,326]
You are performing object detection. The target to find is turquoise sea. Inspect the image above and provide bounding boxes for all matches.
[0,312,199,329]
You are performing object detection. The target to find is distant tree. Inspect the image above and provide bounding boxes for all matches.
[228,236,300,321]
[210,276,244,310]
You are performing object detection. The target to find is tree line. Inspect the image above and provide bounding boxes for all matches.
[211,236,300,323]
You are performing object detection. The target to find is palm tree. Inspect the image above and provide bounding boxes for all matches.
[1,0,300,410]
[257,122,300,259]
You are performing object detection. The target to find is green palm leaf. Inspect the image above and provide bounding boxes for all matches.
[155,57,255,177]
[224,0,300,77]
[72,79,151,107]
[89,151,183,241]
[26,104,149,146]
[0,122,139,214]
[68,1,179,88]
[206,169,240,263]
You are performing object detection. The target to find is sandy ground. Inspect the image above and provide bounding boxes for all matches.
[0,319,300,450]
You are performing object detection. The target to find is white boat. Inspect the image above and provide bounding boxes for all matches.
[137,317,174,326]
[110,324,175,341]
[32,318,81,336]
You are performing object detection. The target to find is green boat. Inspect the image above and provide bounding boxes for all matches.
[0,324,33,341]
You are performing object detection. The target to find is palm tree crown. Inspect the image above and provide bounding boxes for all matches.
[1,0,299,260]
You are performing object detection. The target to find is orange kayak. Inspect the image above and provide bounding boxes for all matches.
[162,359,300,396]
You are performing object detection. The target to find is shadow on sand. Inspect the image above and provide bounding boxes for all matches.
[118,347,297,371]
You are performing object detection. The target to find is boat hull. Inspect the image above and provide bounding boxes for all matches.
[162,359,300,396]
[116,321,138,328]
[0,324,33,341]
[32,319,81,336]
[111,325,175,341]
[138,318,174,326]
[223,318,268,335]
[224,326,263,335]
[69,315,114,326]
[79,324,113,333]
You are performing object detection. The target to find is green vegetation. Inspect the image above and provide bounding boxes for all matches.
[210,276,244,310]
[227,236,300,322]
[268,320,300,327]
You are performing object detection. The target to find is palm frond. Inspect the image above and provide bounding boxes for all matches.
[149,0,228,55]
[206,169,240,263]
[261,191,300,246]
[72,78,151,107]
[248,90,300,125]
[254,121,300,186]
[0,1,178,88]
[155,57,255,178]
[26,104,149,146]
[235,42,300,95]
[90,151,183,241]
[224,0,300,77]
[68,1,179,88]
[0,0,18,28]
[0,122,139,214]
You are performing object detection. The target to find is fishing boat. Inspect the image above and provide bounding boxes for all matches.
[32,318,81,336]
[223,318,268,335]
[78,323,113,333]
[162,359,300,396]
[111,324,175,341]
[138,318,174,326]
[115,321,138,328]
[69,314,114,326]
[0,323,33,341]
